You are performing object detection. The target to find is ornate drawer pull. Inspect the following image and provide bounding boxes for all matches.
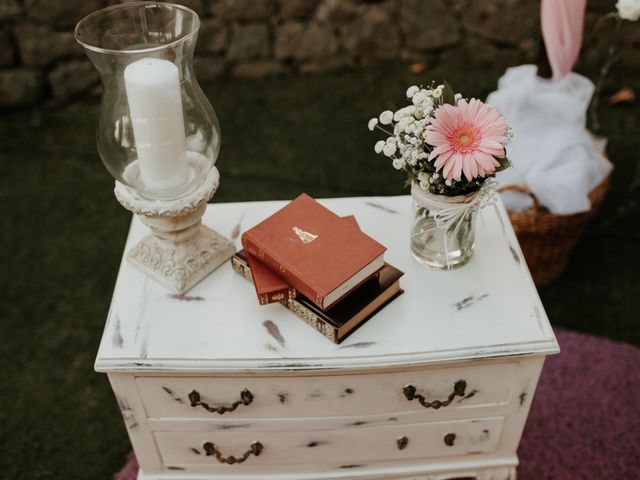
[444,432,456,446]
[402,380,467,409]
[188,388,254,414]
[202,441,263,464]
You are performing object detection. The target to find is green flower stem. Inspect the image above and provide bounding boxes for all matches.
[374,124,394,136]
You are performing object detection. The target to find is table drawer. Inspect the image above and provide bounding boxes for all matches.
[154,416,504,468]
[137,362,516,420]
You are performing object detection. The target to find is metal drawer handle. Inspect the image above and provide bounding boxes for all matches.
[188,388,254,414]
[202,441,263,464]
[444,432,456,446]
[402,380,467,409]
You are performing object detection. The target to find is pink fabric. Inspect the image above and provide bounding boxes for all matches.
[541,0,587,81]
[113,452,138,480]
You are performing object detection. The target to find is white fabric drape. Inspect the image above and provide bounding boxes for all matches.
[487,65,612,215]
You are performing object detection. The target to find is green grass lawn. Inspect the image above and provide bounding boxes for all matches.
[1,61,638,479]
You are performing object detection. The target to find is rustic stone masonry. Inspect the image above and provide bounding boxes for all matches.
[0,0,636,108]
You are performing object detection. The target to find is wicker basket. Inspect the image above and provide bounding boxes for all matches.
[499,175,611,287]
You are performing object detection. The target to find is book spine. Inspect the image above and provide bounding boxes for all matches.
[258,287,297,306]
[281,299,338,343]
[231,256,338,343]
[241,233,325,308]
[231,256,253,280]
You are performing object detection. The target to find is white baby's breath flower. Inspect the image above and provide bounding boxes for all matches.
[445,178,452,186]
[454,93,462,102]
[418,171,429,181]
[374,140,385,154]
[368,118,379,131]
[412,91,427,106]
[432,88,442,99]
[379,110,394,125]
[383,142,397,157]
[392,158,404,170]
[393,105,415,121]
[386,136,396,144]
[406,85,419,98]
[397,117,411,132]
[617,0,640,20]
[419,179,430,190]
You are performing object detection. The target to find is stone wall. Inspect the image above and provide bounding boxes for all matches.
[0,0,635,108]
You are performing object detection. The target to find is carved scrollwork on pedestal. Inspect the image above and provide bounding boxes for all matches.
[115,165,235,294]
[128,229,234,291]
[114,166,220,218]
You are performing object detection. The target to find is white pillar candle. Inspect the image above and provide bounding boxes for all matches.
[124,57,188,191]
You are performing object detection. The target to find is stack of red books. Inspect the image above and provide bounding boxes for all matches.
[231,194,403,343]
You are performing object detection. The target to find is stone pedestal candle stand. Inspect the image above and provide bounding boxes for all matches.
[114,166,234,294]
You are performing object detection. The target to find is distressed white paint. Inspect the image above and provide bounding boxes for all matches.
[155,416,504,466]
[96,196,557,372]
[97,195,558,480]
[137,362,515,420]
[112,357,543,479]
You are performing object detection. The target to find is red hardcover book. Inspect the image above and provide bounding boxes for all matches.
[232,250,404,343]
[247,215,364,306]
[241,194,386,310]
[246,252,296,305]
[341,215,359,229]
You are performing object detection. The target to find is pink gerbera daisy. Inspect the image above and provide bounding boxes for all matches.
[425,98,509,182]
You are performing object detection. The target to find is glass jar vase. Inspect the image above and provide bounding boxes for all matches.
[409,182,479,270]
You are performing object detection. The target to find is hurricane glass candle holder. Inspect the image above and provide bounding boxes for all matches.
[75,2,234,294]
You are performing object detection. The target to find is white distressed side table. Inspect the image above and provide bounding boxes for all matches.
[96,195,559,480]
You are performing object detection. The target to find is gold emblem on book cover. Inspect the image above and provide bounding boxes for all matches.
[292,226,318,244]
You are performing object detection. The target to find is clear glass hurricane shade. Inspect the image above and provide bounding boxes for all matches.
[75,2,220,200]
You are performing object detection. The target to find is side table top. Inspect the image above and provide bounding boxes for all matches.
[95,195,559,373]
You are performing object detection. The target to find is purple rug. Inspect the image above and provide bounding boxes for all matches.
[114,328,640,479]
